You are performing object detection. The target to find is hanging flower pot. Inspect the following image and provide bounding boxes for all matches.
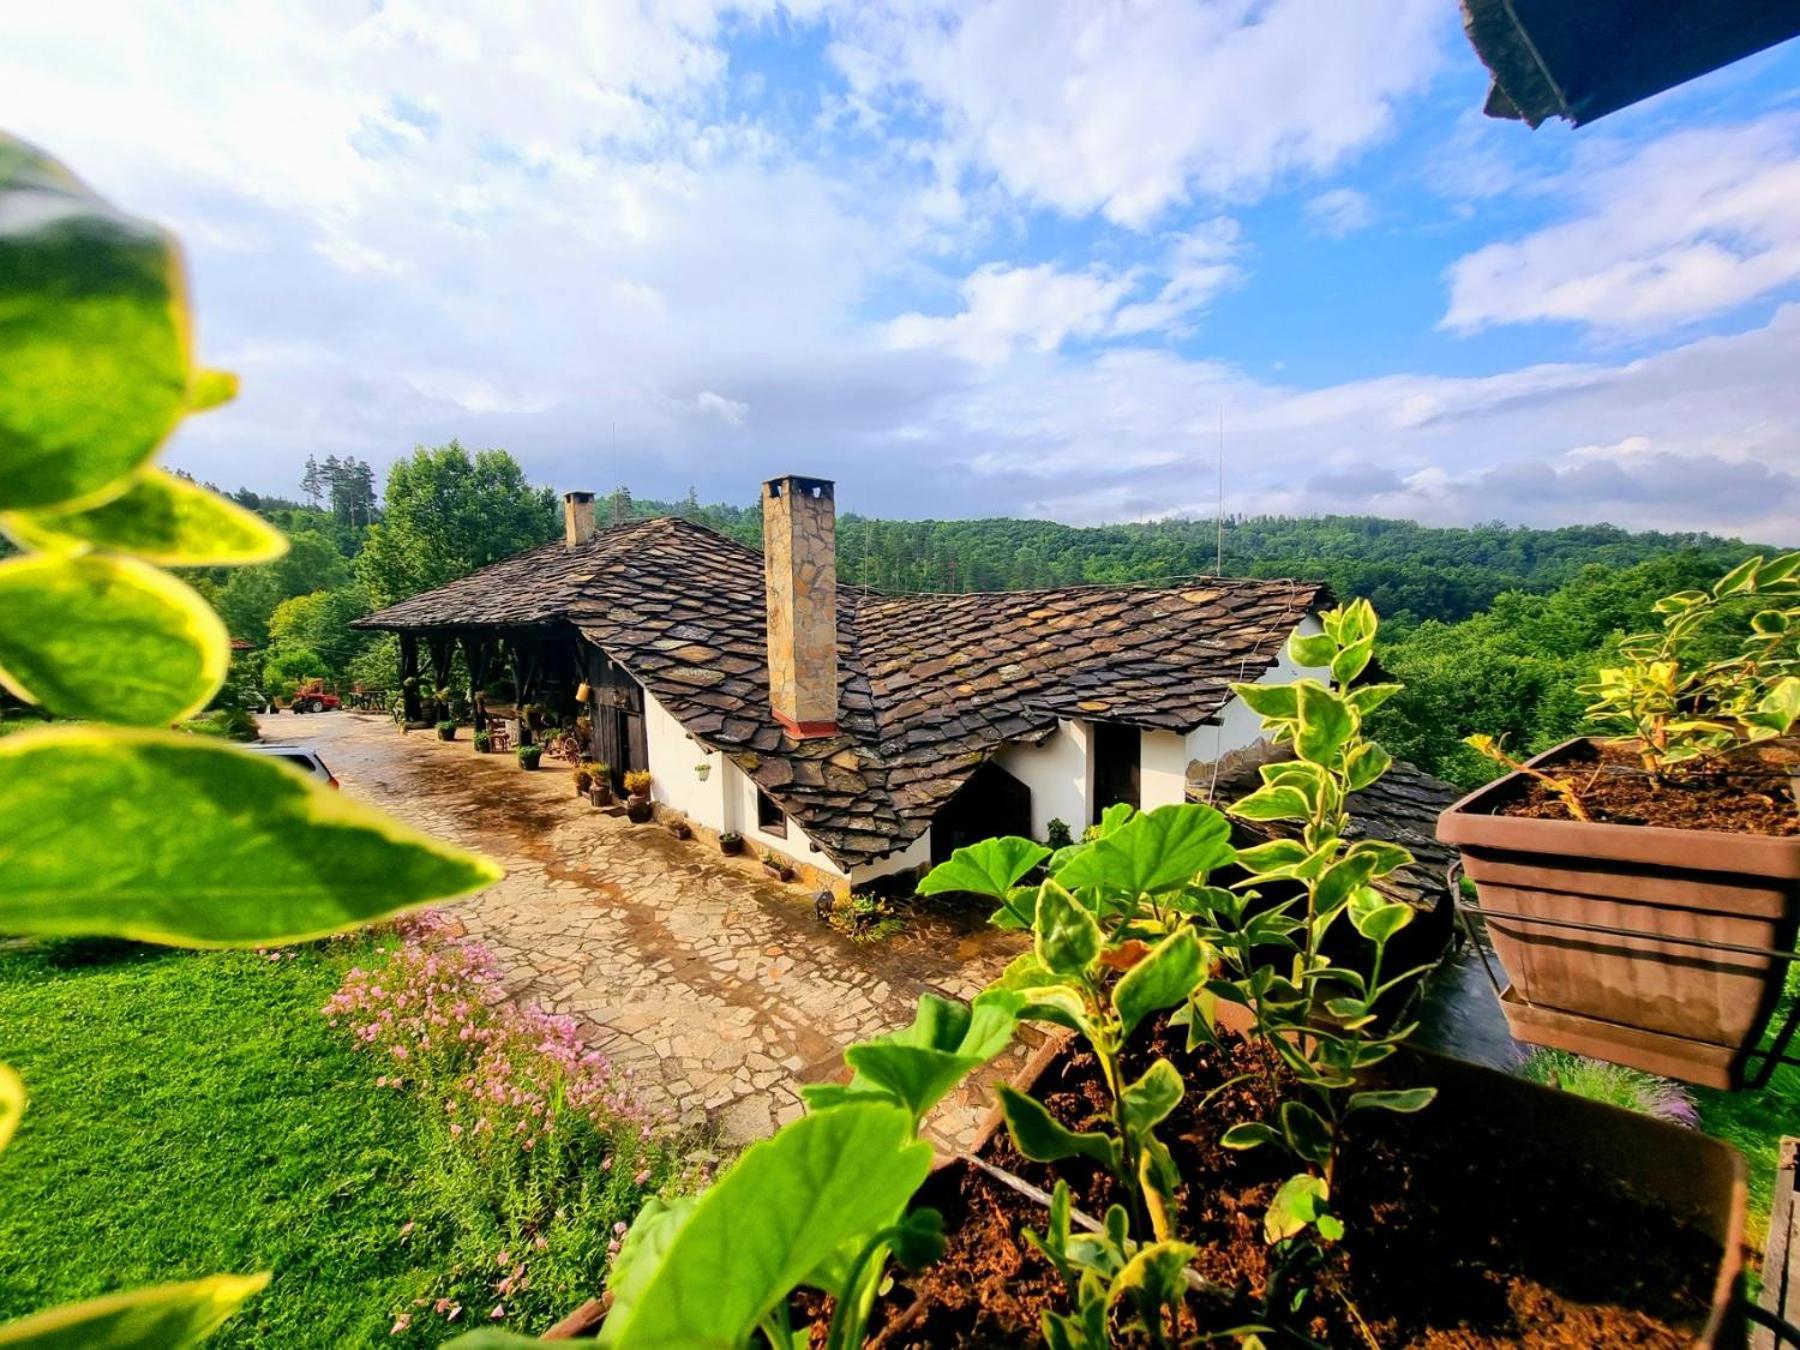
[1439,737,1800,1088]
[694,760,712,782]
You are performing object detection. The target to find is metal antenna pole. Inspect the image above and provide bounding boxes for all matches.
[1216,405,1225,576]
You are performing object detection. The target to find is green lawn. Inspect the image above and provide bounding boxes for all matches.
[0,937,450,1346]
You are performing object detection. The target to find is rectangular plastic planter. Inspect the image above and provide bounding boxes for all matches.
[946,1039,1745,1346]
[1438,737,1800,1087]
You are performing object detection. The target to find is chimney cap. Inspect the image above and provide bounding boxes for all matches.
[763,475,834,500]
[564,489,595,503]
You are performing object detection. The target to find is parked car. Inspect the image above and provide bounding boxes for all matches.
[243,743,339,789]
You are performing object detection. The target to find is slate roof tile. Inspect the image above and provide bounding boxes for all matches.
[358,515,1324,869]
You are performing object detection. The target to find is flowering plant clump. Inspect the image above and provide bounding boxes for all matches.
[324,915,703,1338]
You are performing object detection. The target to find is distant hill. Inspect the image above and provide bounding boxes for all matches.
[616,489,1765,630]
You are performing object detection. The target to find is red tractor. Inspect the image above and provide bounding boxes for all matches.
[287,679,341,714]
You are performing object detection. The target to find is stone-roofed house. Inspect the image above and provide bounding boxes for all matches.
[355,474,1338,891]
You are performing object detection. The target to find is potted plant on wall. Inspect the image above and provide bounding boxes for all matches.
[435,718,456,742]
[1440,552,1800,1086]
[623,769,654,823]
[719,830,743,856]
[517,744,544,772]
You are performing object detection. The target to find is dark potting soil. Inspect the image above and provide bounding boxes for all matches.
[1495,739,1798,837]
[866,1021,1719,1348]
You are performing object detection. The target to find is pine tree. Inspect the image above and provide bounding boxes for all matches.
[608,485,634,526]
[300,455,322,508]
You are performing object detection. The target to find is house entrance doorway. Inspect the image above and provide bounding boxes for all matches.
[1093,721,1140,820]
[930,760,1033,864]
[589,651,647,790]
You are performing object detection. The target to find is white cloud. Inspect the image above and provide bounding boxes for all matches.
[1304,187,1375,238]
[827,0,1448,227]
[695,390,749,425]
[1111,219,1242,335]
[887,263,1136,364]
[1444,116,1800,334]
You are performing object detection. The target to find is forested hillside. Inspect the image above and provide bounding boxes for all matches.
[617,488,1756,630]
[165,452,1771,789]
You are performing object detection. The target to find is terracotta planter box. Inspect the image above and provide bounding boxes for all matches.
[588,784,613,807]
[1438,737,1800,1087]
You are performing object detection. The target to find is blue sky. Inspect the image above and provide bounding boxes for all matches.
[6,2,1799,538]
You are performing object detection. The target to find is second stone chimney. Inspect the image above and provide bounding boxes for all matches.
[762,475,838,738]
[563,490,596,546]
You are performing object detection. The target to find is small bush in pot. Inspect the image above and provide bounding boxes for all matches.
[472,730,491,754]
[572,763,593,796]
[1444,553,1800,1086]
[589,764,614,806]
[622,769,653,822]
[434,718,456,742]
[719,830,743,855]
[666,814,692,841]
[516,744,543,772]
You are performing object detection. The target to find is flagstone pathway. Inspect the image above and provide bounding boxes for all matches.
[259,713,1035,1149]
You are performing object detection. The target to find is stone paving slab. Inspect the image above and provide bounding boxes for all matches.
[260,713,1034,1148]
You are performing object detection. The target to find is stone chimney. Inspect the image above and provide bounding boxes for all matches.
[762,475,838,738]
[563,490,596,546]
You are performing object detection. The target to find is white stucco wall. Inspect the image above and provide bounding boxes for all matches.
[1140,730,1191,810]
[643,690,730,826]
[994,719,1091,838]
[720,757,852,880]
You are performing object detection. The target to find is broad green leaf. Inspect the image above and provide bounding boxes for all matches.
[1264,1173,1330,1244]
[1095,801,1136,837]
[1112,928,1204,1038]
[1229,681,1297,722]
[1347,1088,1436,1116]
[1107,1240,1198,1311]
[1232,838,1309,876]
[883,1207,948,1271]
[998,1086,1119,1171]
[837,993,1018,1123]
[984,954,1089,1030]
[1278,1102,1332,1167]
[0,134,191,512]
[1330,636,1373,686]
[1294,682,1354,765]
[0,1273,268,1348]
[0,554,227,725]
[1348,682,1401,716]
[0,727,502,946]
[0,1063,21,1153]
[1228,784,1310,823]
[1343,741,1392,792]
[598,1105,931,1348]
[1750,677,1800,735]
[918,836,1049,900]
[1751,609,1790,636]
[1220,1121,1278,1150]
[1714,556,1761,597]
[1120,1060,1184,1138]
[1313,853,1381,918]
[1,469,286,565]
[1350,900,1413,945]
[1056,804,1234,896]
[1035,883,1102,977]
[1287,631,1334,669]
[1344,839,1413,878]
[186,368,237,412]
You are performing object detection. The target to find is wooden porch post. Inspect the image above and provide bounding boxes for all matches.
[399,632,422,723]
[462,634,492,733]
